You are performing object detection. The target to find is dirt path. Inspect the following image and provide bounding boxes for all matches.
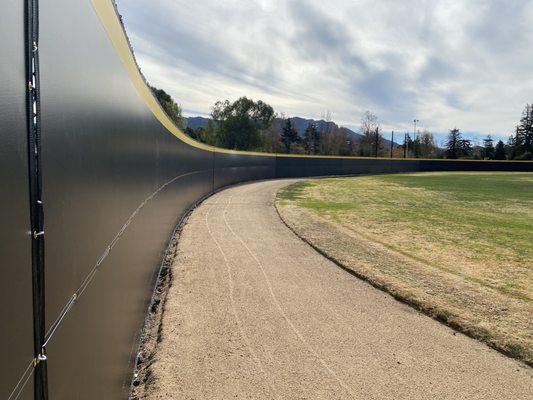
[144,179,531,400]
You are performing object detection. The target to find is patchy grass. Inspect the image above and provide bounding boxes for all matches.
[277,172,533,364]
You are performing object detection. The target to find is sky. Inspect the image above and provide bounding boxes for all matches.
[115,0,533,145]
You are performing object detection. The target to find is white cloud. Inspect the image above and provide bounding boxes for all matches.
[116,0,533,140]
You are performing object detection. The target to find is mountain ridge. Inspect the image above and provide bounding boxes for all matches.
[186,116,360,137]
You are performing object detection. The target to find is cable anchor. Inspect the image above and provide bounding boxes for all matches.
[32,353,46,368]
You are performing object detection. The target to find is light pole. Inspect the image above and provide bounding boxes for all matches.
[390,131,394,158]
[374,128,379,157]
[413,119,419,158]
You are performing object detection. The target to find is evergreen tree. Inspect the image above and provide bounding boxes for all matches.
[445,128,462,159]
[371,127,385,157]
[512,124,525,159]
[482,135,495,159]
[517,103,533,157]
[402,133,413,158]
[458,138,473,158]
[508,131,519,159]
[494,140,506,160]
[303,123,320,155]
[413,136,422,158]
[280,118,299,153]
[510,104,533,159]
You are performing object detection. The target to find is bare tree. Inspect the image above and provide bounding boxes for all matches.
[358,111,384,157]
[360,111,379,135]
[317,111,334,154]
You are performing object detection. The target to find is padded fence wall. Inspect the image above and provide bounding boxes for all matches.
[274,157,532,178]
[35,0,280,398]
[37,1,274,398]
[1,0,532,399]
[0,2,34,400]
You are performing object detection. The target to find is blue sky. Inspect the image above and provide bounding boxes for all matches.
[115,0,533,143]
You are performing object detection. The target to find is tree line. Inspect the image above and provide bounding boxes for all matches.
[151,86,531,160]
[443,104,532,160]
[151,87,398,157]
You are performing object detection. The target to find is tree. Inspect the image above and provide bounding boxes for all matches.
[445,128,462,159]
[508,104,533,159]
[519,104,533,152]
[358,111,384,157]
[482,135,495,160]
[316,111,335,155]
[260,120,284,153]
[372,127,385,157]
[211,97,275,150]
[151,86,187,131]
[412,136,422,158]
[516,103,533,158]
[337,127,354,156]
[320,126,353,156]
[494,140,506,160]
[184,126,197,140]
[508,130,519,159]
[402,133,413,158]
[458,138,473,158]
[194,121,218,146]
[280,118,299,153]
[303,123,320,155]
[418,130,438,158]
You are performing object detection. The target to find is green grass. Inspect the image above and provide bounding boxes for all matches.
[278,172,533,301]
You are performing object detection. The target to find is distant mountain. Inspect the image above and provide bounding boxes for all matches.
[185,116,358,137]
[288,117,361,139]
[185,116,399,147]
[186,116,212,130]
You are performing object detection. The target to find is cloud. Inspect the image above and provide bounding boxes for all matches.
[116,0,533,139]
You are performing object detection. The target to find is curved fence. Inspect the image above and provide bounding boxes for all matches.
[1,1,531,399]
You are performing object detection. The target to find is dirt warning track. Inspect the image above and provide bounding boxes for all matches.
[144,179,531,400]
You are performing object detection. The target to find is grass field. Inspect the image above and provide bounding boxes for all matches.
[276,172,533,363]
